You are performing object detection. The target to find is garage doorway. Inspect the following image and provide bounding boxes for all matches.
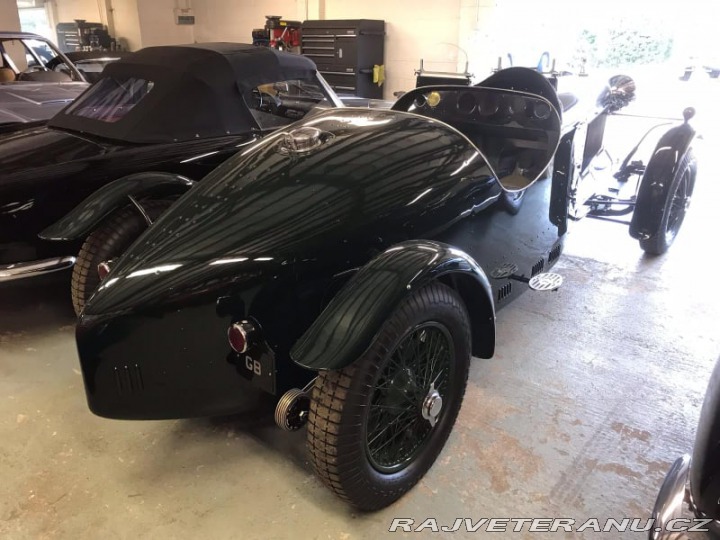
[17,0,56,44]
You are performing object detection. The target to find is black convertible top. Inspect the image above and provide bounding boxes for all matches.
[49,43,319,143]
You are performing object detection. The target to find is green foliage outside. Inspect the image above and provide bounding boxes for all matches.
[568,19,675,71]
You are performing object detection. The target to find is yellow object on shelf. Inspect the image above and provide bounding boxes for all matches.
[373,64,385,86]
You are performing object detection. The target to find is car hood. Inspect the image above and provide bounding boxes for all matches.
[0,81,88,124]
[84,108,496,316]
[0,125,108,183]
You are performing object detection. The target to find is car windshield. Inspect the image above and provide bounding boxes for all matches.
[24,38,55,66]
[245,78,332,129]
[0,36,80,81]
[66,76,154,123]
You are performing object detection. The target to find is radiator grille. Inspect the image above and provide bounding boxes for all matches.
[548,244,562,263]
[531,259,545,277]
[498,283,512,301]
[113,364,144,396]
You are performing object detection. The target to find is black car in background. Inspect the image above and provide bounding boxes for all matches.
[0,42,342,313]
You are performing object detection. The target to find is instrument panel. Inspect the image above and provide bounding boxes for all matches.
[392,87,561,191]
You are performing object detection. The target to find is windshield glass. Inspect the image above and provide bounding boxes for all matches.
[244,78,332,129]
[0,37,80,81]
[24,38,56,66]
[66,77,154,123]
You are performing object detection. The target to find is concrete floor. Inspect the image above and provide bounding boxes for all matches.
[2,91,720,540]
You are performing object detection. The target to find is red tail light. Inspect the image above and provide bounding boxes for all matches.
[228,321,255,353]
[97,261,111,280]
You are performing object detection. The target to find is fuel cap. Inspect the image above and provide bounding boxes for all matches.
[278,126,334,155]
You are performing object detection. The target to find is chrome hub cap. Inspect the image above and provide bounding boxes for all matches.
[421,382,443,427]
[365,323,453,473]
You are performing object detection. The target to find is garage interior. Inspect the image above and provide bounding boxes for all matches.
[1,0,719,538]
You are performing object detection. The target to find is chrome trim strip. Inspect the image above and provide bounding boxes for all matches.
[0,256,76,282]
[128,195,153,227]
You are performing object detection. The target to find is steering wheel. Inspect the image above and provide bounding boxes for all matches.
[22,64,45,73]
[252,87,283,115]
[44,55,65,71]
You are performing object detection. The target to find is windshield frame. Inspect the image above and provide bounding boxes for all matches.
[0,35,85,82]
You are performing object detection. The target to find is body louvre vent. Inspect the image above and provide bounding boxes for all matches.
[548,244,562,263]
[498,283,512,301]
[113,364,144,396]
[531,259,545,277]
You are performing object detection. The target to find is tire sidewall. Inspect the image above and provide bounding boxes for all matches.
[641,151,696,254]
[72,200,172,314]
[336,284,471,505]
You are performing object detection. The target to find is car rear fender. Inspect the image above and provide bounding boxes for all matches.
[39,172,195,241]
[290,240,496,371]
[629,122,696,240]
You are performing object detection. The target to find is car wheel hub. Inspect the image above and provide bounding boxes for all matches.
[365,322,453,473]
[421,382,443,427]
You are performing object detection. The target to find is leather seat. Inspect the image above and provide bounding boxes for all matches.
[558,92,578,112]
[0,67,16,82]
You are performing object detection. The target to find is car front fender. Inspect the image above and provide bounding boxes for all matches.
[39,172,195,241]
[629,122,696,240]
[290,240,496,371]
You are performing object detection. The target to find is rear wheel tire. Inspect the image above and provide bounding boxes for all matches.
[71,200,172,315]
[306,282,471,510]
[639,151,696,256]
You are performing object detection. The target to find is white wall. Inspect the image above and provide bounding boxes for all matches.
[111,0,141,50]
[458,0,498,79]
[52,0,105,23]
[136,0,193,47]
[193,0,302,43]
[0,0,21,31]
[322,0,462,97]
[45,0,499,96]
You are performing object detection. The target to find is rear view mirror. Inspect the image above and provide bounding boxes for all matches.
[392,86,561,191]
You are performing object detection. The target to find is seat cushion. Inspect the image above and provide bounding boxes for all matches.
[0,67,16,82]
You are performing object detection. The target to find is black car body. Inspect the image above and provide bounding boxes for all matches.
[56,65,697,510]
[75,69,566,409]
[651,357,720,539]
[0,43,341,287]
[66,69,564,510]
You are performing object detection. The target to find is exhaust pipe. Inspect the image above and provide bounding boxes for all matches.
[274,378,315,431]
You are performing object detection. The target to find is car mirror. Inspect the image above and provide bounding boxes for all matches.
[392,86,561,191]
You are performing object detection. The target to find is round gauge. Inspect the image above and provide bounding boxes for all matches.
[507,95,527,116]
[476,92,501,116]
[426,91,442,108]
[456,92,476,115]
[532,101,552,120]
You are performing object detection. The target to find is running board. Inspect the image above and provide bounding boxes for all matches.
[0,256,76,282]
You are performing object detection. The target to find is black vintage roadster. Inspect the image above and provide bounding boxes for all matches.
[0,43,341,313]
[59,66,698,509]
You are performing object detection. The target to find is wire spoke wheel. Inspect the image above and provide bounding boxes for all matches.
[306,282,471,510]
[365,323,453,474]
